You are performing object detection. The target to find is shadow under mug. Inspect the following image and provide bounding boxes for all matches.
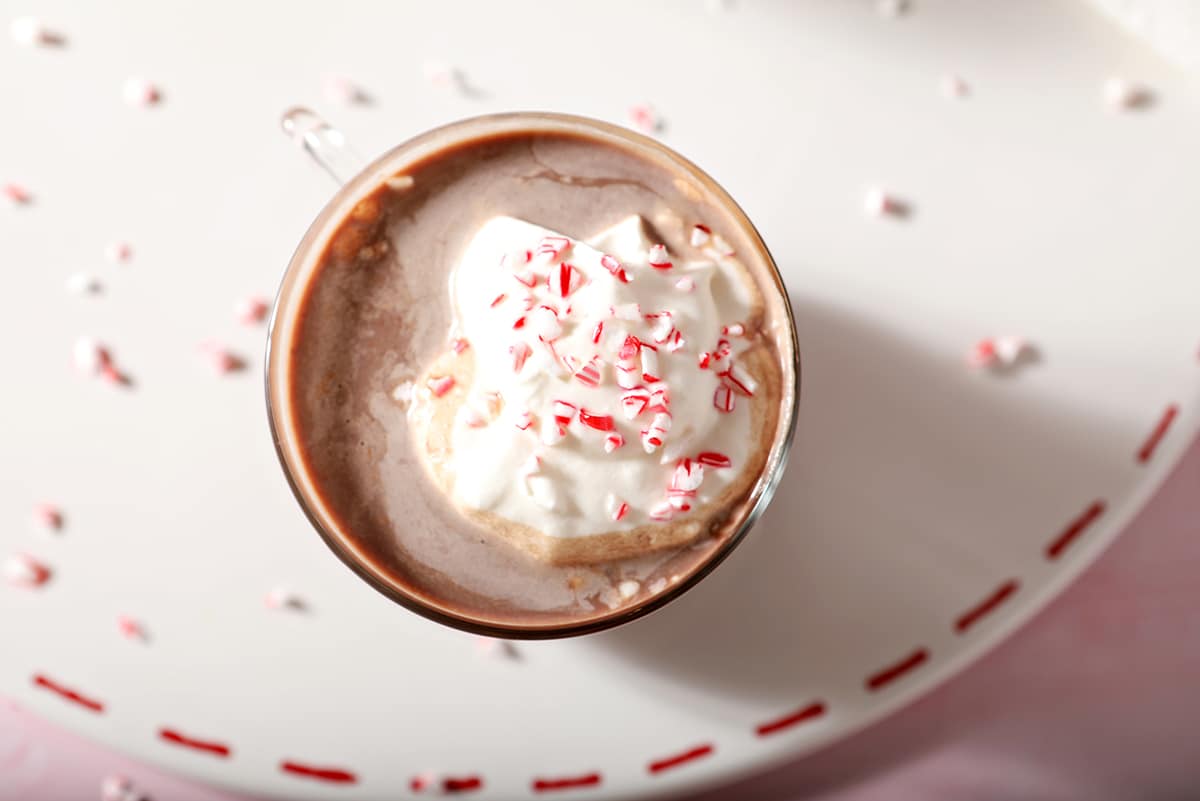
[264,107,801,639]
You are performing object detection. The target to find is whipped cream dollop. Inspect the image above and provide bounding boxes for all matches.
[431,215,760,539]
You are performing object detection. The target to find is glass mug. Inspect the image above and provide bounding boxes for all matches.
[266,108,800,639]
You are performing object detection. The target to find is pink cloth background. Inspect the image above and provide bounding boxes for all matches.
[3,435,1198,801]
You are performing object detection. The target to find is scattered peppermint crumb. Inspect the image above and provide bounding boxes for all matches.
[627,104,664,135]
[105,241,133,264]
[122,77,161,107]
[940,74,969,99]
[321,74,369,106]
[2,183,32,205]
[1104,78,1152,111]
[30,503,63,532]
[66,272,102,295]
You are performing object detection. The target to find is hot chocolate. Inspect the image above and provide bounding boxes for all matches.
[270,115,796,635]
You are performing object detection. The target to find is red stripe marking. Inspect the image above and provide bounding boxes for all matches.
[1137,404,1179,463]
[866,648,929,691]
[754,701,827,737]
[532,773,602,792]
[158,728,231,758]
[280,761,357,784]
[32,674,104,713]
[648,743,714,774]
[443,776,484,793]
[1045,500,1106,560]
[955,580,1019,633]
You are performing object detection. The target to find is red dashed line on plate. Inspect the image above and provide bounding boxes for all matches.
[1045,500,1106,560]
[280,760,357,784]
[1137,404,1179,464]
[648,743,714,774]
[865,648,929,692]
[955,580,1019,633]
[158,727,231,758]
[31,674,104,713]
[442,775,484,793]
[754,701,827,737]
[532,772,602,792]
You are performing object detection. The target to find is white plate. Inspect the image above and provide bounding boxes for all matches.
[2,1,1197,799]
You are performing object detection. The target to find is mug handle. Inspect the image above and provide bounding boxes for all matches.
[280,106,365,186]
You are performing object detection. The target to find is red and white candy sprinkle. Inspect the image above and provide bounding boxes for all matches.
[264,586,304,611]
[863,186,902,217]
[548,262,584,298]
[122,77,162,107]
[722,322,746,337]
[604,431,625,452]
[627,103,663,135]
[941,74,970,99]
[514,410,535,431]
[709,234,735,257]
[73,337,111,375]
[1104,78,1152,111]
[714,383,736,413]
[720,362,758,396]
[2,183,31,205]
[621,387,651,420]
[199,342,243,376]
[534,235,572,264]
[600,253,632,283]
[30,503,63,532]
[527,305,562,340]
[967,335,1028,369]
[641,411,672,453]
[690,224,712,247]
[105,241,133,264]
[235,295,269,325]
[428,375,456,397]
[422,60,465,91]
[509,341,532,373]
[579,408,615,431]
[697,451,732,469]
[450,337,470,355]
[65,272,102,295]
[574,356,603,387]
[9,16,52,46]
[607,493,630,522]
[647,244,673,270]
[321,74,368,106]
[101,775,145,801]
[648,500,675,521]
[3,554,51,588]
[640,344,660,383]
[675,276,695,293]
[116,615,147,641]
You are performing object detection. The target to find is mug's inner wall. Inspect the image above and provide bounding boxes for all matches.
[268,115,797,632]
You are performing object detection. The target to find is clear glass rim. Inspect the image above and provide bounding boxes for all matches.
[264,111,801,640]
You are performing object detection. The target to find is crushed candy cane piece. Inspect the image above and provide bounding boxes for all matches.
[621,387,651,419]
[863,186,903,217]
[105,241,133,264]
[235,295,269,325]
[675,276,695,292]
[574,356,603,387]
[690,224,712,247]
[321,74,368,105]
[606,493,630,521]
[548,262,584,297]
[720,362,758,396]
[66,272,102,295]
[709,234,735,257]
[514,410,535,431]
[579,408,615,431]
[422,60,464,90]
[527,305,562,340]
[428,375,456,397]
[4,554,51,588]
[122,77,162,107]
[647,244,673,270]
[640,344,660,382]
[2,183,31,205]
[9,17,53,46]
[722,322,746,337]
[534,235,572,264]
[116,615,146,641]
[264,586,305,610]
[714,383,736,413]
[604,431,625,452]
[600,253,632,283]
[30,503,63,532]
[697,451,732,469]
[1104,78,1152,111]
[73,337,111,375]
[199,342,244,375]
[627,103,663,134]
[509,341,532,373]
[967,335,1029,368]
[451,337,470,354]
[649,500,675,521]
[641,411,672,453]
[941,74,970,99]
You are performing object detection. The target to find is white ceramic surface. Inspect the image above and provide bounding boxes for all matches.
[2,1,1197,799]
